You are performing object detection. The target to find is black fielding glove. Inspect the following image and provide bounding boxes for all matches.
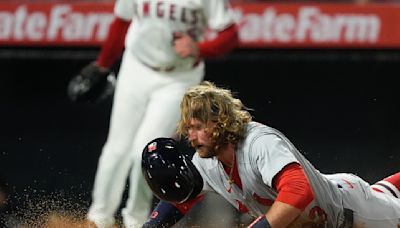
[67,62,115,103]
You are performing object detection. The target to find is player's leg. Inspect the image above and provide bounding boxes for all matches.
[121,65,204,227]
[371,172,400,198]
[337,174,400,228]
[87,53,157,228]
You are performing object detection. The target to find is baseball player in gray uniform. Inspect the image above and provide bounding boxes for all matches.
[141,81,400,228]
[67,0,239,227]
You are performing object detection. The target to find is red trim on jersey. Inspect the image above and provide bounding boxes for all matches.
[172,194,205,215]
[197,24,239,58]
[273,163,314,210]
[96,16,131,68]
[372,187,384,193]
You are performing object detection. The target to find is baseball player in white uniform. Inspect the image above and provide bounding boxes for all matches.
[141,81,400,228]
[67,1,239,227]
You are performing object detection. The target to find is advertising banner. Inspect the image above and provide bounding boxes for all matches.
[1,2,400,48]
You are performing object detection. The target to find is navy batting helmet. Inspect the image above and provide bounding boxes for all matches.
[141,137,203,203]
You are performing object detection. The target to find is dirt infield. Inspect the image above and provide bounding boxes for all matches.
[0,190,96,228]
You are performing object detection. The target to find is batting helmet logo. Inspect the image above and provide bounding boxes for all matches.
[147,142,157,152]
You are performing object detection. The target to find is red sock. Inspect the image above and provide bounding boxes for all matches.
[383,172,400,191]
[372,172,400,198]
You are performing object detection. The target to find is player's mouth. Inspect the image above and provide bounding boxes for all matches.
[191,141,201,150]
[194,145,203,150]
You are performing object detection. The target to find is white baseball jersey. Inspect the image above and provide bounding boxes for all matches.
[192,122,400,228]
[115,0,235,70]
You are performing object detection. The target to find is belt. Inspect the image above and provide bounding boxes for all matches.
[339,208,354,228]
[144,59,201,72]
[336,184,354,228]
[139,60,175,72]
[148,65,175,72]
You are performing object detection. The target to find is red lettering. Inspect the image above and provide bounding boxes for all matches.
[181,7,187,23]
[236,200,249,213]
[190,10,198,25]
[169,4,176,21]
[156,2,164,18]
[150,211,158,219]
[143,1,150,16]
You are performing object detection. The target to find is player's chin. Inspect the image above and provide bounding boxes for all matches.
[197,148,215,158]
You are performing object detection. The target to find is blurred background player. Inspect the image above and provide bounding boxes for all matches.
[67,0,239,227]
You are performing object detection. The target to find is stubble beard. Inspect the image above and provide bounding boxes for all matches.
[197,146,218,158]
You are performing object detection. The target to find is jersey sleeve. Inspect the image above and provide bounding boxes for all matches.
[273,163,314,210]
[252,134,299,187]
[114,0,134,21]
[96,17,130,68]
[202,0,236,31]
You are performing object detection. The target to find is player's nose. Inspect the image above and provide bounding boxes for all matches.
[187,129,197,142]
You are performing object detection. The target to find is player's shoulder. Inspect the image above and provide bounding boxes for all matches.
[242,122,287,154]
[245,122,280,141]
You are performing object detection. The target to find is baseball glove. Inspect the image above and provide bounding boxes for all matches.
[67,62,116,103]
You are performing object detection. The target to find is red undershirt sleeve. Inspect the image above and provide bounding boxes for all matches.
[272,163,314,210]
[96,16,131,68]
[197,24,239,59]
[172,194,205,215]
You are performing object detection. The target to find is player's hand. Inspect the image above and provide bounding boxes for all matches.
[67,62,116,103]
[173,32,199,58]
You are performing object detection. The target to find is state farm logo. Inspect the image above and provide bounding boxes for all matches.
[0,4,113,42]
[0,3,386,46]
[233,6,381,44]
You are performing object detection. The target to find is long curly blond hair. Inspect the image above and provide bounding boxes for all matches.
[177,81,252,150]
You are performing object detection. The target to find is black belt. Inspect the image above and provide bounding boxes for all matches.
[336,184,354,227]
[139,60,175,72]
[148,65,175,72]
[142,59,201,72]
[338,208,354,228]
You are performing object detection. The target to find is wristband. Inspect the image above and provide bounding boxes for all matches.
[248,215,271,228]
[142,200,183,228]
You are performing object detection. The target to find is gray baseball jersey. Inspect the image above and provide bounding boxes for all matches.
[192,121,400,228]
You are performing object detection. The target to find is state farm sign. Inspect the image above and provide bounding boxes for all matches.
[1,2,400,48]
[231,3,400,48]
[0,3,113,46]
[234,6,380,44]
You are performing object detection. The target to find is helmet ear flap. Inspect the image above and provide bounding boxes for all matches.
[141,137,203,203]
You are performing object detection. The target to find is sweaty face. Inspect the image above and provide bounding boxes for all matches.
[186,118,217,158]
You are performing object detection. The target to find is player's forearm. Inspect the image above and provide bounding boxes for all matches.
[266,201,302,228]
[248,201,301,228]
[197,24,239,58]
[142,200,184,228]
[96,16,131,68]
